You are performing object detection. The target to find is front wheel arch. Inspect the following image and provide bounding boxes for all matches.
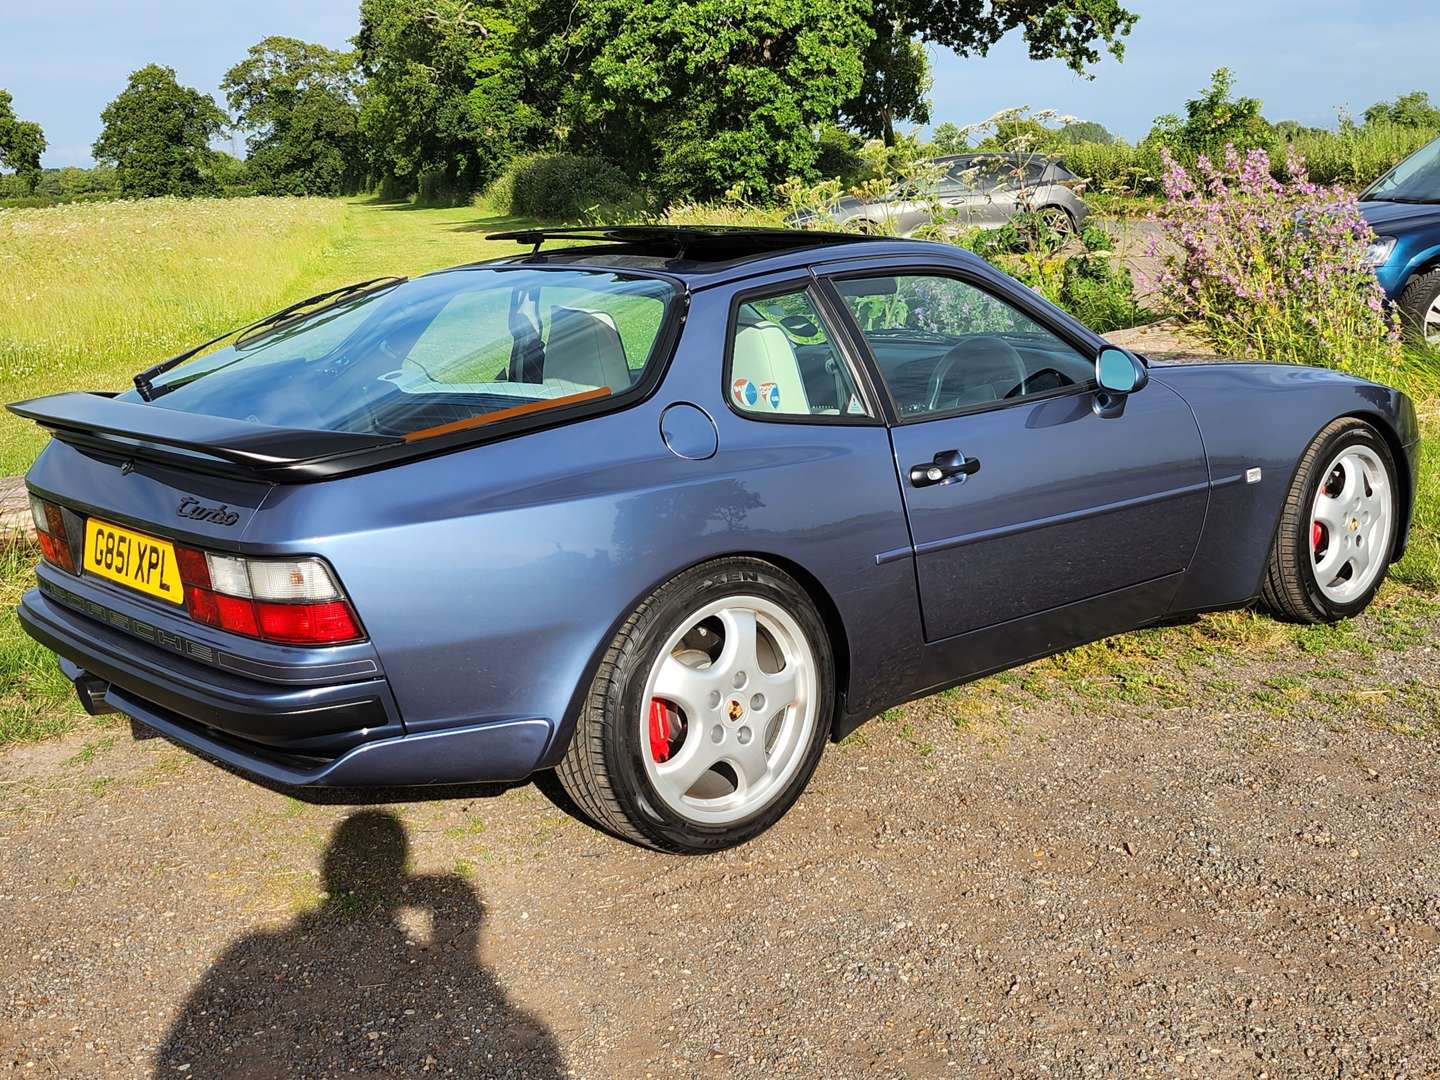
[1260,416,1401,622]
[544,550,852,767]
[1396,263,1440,344]
[1342,410,1414,563]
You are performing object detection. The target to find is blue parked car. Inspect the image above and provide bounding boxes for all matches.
[1361,133,1440,344]
[11,227,1420,851]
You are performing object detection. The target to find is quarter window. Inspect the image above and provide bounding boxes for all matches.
[728,289,870,418]
[834,274,1094,419]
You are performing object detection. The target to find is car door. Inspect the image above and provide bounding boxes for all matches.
[825,268,1209,643]
[934,158,991,230]
[965,156,1021,227]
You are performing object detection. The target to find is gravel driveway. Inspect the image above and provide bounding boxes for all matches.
[2,591,1437,1079]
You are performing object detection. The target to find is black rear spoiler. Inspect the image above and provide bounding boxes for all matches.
[7,393,404,480]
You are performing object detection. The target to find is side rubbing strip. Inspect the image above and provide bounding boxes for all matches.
[911,479,1213,558]
[402,387,612,442]
[875,546,914,566]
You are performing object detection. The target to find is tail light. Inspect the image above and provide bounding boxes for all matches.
[173,545,364,646]
[29,495,76,573]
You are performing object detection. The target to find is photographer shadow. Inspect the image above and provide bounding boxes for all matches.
[154,810,565,1079]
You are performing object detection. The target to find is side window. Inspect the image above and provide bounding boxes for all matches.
[834,274,1094,418]
[728,289,870,419]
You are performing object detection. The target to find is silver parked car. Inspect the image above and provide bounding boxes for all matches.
[790,153,1090,238]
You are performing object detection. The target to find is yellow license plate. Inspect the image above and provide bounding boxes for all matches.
[83,518,185,605]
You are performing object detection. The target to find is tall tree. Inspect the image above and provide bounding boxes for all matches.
[223,37,364,196]
[854,0,1138,146]
[92,65,228,197]
[357,0,533,198]
[1056,119,1117,145]
[523,0,872,199]
[1146,68,1273,159]
[843,34,931,145]
[0,88,46,194]
[929,121,968,156]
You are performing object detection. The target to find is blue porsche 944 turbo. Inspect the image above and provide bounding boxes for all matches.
[11,227,1420,851]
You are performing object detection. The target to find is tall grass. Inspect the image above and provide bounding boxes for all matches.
[1392,349,1440,591]
[0,539,82,746]
[661,201,786,228]
[1288,122,1438,188]
[1059,123,1438,195]
[0,197,347,473]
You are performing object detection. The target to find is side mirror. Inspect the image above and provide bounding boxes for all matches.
[1095,346,1148,394]
[1093,347,1148,418]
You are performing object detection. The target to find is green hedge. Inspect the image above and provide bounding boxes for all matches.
[482,152,634,221]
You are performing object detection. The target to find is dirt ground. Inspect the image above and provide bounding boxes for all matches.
[2,591,1438,1079]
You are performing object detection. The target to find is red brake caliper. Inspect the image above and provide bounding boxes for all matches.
[647,699,673,763]
[1312,521,1323,555]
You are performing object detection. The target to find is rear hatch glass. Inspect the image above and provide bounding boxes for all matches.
[125,268,678,440]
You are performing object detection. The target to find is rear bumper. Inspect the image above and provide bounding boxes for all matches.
[96,679,553,787]
[18,583,554,787]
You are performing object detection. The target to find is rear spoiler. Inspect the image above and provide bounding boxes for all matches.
[7,393,404,480]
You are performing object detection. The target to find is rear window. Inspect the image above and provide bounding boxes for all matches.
[125,268,678,440]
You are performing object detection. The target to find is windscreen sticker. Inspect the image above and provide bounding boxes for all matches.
[732,378,759,407]
[759,382,781,409]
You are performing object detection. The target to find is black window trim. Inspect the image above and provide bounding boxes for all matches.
[816,263,1102,427]
[720,277,885,428]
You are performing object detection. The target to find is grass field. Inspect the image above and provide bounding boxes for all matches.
[0,194,1435,747]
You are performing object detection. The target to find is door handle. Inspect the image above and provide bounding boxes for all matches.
[908,449,980,488]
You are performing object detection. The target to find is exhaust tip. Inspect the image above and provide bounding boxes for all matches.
[72,673,118,716]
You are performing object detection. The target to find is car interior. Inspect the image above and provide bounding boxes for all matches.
[730,297,867,416]
[539,306,634,393]
[829,276,1096,416]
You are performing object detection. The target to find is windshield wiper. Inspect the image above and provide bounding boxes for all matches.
[132,276,407,401]
[1367,195,1440,205]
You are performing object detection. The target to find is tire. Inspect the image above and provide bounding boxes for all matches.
[557,558,835,852]
[1037,205,1076,236]
[1261,418,1399,624]
[1397,266,1440,346]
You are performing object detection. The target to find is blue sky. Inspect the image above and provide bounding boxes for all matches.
[3,0,1438,168]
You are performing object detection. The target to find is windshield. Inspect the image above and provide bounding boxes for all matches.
[1364,135,1440,203]
[122,268,678,440]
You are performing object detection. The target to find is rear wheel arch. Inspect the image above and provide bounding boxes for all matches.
[546,550,852,765]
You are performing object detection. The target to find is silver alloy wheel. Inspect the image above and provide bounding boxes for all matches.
[1038,206,1072,234]
[1426,294,1440,345]
[1309,445,1393,604]
[640,596,818,826]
